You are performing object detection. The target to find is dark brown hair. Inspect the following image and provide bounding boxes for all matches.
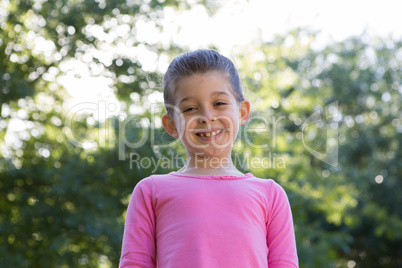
[163,49,245,118]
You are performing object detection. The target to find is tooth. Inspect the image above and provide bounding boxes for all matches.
[205,132,211,137]
[211,131,217,136]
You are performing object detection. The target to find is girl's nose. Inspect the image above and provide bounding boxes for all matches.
[198,109,217,124]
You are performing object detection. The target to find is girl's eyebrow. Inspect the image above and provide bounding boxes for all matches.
[212,91,231,97]
[177,96,195,106]
[178,91,230,106]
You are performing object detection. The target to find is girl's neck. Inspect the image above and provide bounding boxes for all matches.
[177,155,244,176]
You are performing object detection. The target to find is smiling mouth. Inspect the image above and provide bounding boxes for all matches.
[195,129,223,137]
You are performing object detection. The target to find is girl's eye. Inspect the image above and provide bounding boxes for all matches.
[215,102,227,106]
[183,107,196,112]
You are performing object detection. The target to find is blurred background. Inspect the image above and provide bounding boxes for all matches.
[1,0,401,267]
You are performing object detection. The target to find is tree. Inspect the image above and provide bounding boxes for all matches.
[236,30,402,267]
[0,0,189,266]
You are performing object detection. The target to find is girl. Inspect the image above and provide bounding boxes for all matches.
[120,49,298,268]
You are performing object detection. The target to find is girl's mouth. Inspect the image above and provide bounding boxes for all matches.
[195,129,223,137]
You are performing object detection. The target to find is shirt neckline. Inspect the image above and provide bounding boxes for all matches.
[169,171,254,180]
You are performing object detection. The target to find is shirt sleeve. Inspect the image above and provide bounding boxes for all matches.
[120,177,156,268]
[266,181,299,268]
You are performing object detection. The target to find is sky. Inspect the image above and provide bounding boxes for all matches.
[163,0,402,53]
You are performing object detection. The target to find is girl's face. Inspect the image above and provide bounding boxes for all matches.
[162,72,250,161]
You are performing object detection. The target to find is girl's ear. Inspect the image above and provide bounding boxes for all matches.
[162,113,179,138]
[239,100,251,125]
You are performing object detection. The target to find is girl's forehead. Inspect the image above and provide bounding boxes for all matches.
[174,72,234,98]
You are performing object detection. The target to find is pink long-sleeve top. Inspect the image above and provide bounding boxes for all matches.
[120,172,298,268]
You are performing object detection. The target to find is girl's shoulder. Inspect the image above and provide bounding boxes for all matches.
[133,172,180,187]
[247,173,277,184]
[247,174,289,196]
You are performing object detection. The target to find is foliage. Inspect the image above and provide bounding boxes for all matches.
[236,30,402,267]
[1,1,401,267]
[0,0,185,266]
